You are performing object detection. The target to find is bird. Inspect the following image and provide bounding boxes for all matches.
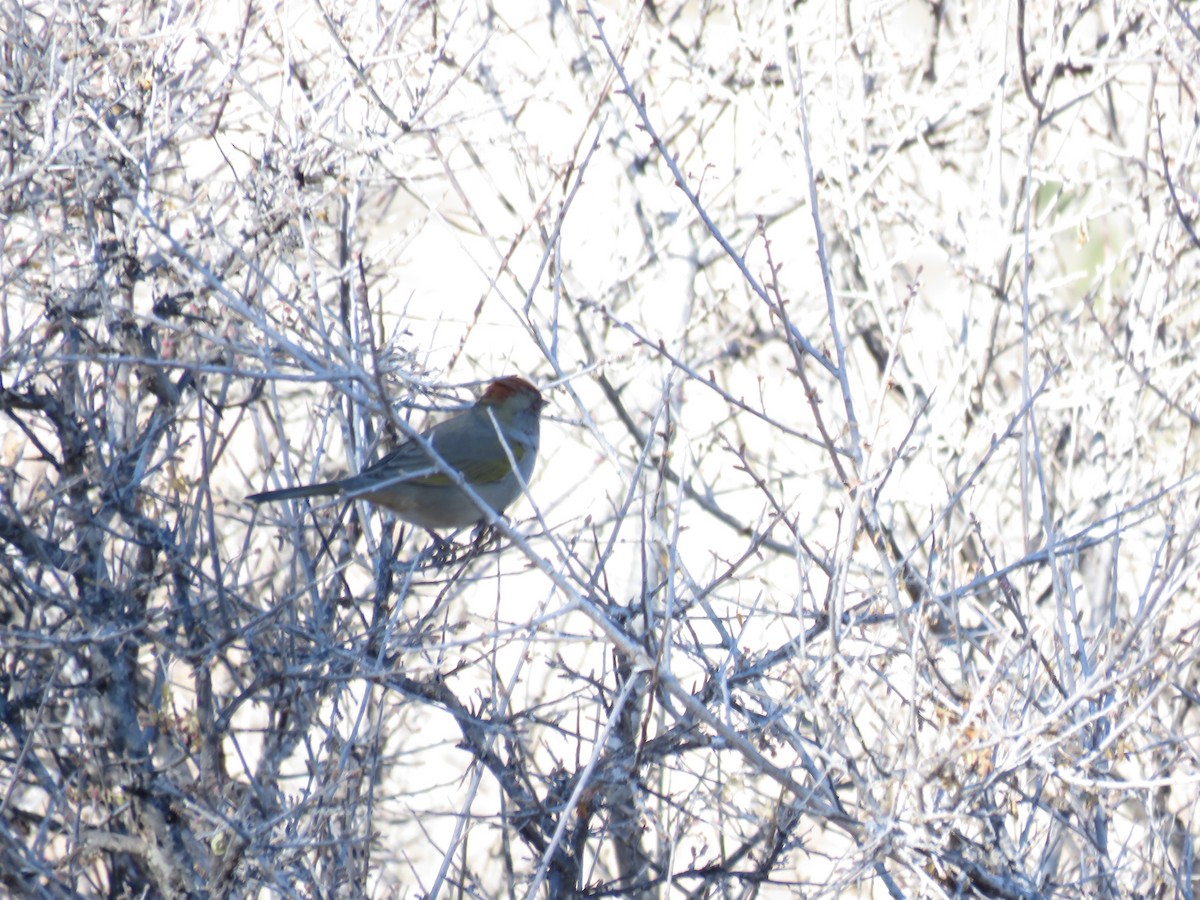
[247,376,545,530]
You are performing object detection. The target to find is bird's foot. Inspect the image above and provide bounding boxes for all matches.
[418,521,503,569]
[424,534,465,568]
[468,520,503,553]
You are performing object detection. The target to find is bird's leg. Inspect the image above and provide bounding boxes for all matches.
[468,517,505,554]
[425,530,461,568]
[421,521,503,568]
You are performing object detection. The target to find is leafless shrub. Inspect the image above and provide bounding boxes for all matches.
[2,0,1199,897]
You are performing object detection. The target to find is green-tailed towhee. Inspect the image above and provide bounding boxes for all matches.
[247,376,545,529]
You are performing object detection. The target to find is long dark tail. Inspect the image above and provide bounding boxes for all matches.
[246,482,342,504]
